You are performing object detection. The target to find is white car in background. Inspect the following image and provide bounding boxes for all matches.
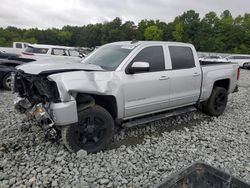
[199,55,228,63]
[21,44,86,62]
[225,55,250,68]
[0,42,30,54]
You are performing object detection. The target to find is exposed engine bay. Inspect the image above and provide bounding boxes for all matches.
[14,70,60,105]
[14,70,61,139]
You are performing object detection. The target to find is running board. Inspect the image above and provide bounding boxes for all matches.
[122,106,197,128]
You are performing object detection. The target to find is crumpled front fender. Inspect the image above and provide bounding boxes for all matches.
[47,70,124,118]
[47,70,121,101]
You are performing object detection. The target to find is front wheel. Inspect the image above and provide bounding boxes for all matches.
[62,105,114,153]
[243,63,249,69]
[2,72,13,90]
[202,87,228,117]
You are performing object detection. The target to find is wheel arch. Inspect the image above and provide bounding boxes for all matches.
[213,79,230,91]
[75,93,118,119]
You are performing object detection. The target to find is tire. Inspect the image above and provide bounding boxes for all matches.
[2,72,13,90]
[243,63,249,69]
[62,105,114,153]
[202,87,228,117]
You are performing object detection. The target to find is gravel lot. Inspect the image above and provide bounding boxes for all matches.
[0,70,249,187]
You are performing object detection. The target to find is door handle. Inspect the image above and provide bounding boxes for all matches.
[159,76,170,80]
[192,72,200,76]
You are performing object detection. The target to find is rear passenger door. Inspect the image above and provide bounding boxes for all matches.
[123,45,171,118]
[167,46,201,107]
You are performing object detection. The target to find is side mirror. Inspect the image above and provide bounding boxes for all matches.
[128,62,150,74]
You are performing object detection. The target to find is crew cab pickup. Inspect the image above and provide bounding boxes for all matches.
[14,41,240,153]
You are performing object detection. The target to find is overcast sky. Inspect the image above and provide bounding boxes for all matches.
[0,0,249,29]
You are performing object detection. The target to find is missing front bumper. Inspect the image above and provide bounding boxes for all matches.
[15,96,78,139]
[14,99,58,140]
[30,103,58,140]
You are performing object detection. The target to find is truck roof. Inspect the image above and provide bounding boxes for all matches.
[108,41,193,47]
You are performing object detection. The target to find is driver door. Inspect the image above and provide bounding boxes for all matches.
[123,45,171,118]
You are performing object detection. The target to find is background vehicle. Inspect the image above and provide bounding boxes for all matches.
[21,44,86,61]
[14,41,239,153]
[0,42,30,54]
[0,51,21,59]
[225,55,250,68]
[199,55,228,63]
[0,44,86,90]
[0,59,32,90]
[0,56,82,90]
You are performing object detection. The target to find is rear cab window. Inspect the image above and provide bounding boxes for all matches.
[15,43,22,49]
[169,46,195,70]
[128,46,165,73]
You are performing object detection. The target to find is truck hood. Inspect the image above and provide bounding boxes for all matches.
[16,58,103,75]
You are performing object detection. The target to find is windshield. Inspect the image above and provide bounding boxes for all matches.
[81,44,133,70]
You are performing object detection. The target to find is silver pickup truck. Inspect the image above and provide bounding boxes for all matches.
[14,41,240,153]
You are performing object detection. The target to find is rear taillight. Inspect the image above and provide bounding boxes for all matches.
[237,67,240,80]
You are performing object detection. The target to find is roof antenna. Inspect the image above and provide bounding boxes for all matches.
[131,39,138,44]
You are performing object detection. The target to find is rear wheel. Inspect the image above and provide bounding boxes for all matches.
[243,63,249,69]
[62,105,114,153]
[202,87,228,117]
[2,72,13,90]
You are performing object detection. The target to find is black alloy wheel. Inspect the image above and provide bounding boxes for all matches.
[62,105,114,153]
[202,87,228,116]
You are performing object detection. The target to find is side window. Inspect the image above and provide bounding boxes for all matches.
[235,56,242,59]
[131,46,165,72]
[169,46,195,70]
[68,49,80,57]
[15,43,22,49]
[52,48,67,56]
[24,47,49,54]
[235,56,249,59]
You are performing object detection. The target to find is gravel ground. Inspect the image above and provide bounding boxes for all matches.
[0,70,249,188]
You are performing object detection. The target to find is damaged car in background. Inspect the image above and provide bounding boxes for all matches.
[14,41,240,153]
[0,45,87,90]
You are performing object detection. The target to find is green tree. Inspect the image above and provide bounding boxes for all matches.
[172,18,184,42]
[56,31,72,46]
[0,10,250,53]
[144,26,163,40]
[195,11,219,51]
[136,19,156,40]
[101,17,123,44]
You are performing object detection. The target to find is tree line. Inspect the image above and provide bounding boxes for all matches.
[0,10,250,54]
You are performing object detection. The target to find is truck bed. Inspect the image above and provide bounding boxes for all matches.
[199,62,239,102]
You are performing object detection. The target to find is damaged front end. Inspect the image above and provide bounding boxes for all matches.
[14,70,61,139]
